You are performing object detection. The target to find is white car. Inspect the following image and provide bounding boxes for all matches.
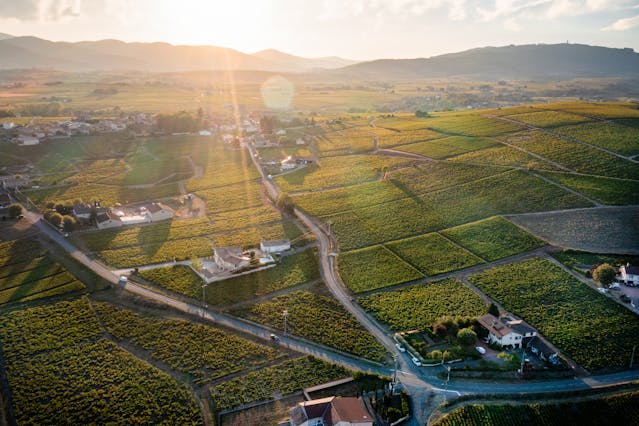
[475,346,486,355]
[411,356,422,366]
[395,343,406,352]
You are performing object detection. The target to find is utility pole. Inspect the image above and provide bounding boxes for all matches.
[631,345,636,369]
[392,354,398,385]
[444,365,451,402]
[283,309,288,336]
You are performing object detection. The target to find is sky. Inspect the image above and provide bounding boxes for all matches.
[0,0,638,60]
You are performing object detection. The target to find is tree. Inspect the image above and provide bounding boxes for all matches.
[457,328,478,347]
[433,323,447,338]
[7,204,22,219]
[593,263,616,287]
[275,193,295,215]
[62,215,77,231]
[49,212,63,227]
[487,302,500,317]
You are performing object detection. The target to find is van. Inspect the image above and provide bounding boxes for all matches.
[411,356,421,366]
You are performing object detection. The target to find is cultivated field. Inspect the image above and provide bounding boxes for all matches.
[433,391,639,426]
[508,206,639,254]
[0,298,201,425]
[0,238,85,305]
[470,258,639,370]
[234,287,388,361]
[359,278,486,332]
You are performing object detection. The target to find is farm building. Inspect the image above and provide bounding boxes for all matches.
[142,202,173,222]
[619,264,639,286]
[260,240,291,254]
[16,136,39,146]
[96,212,122,230]
[289,396,373,426]
[72,203,107,221]
[477,313,537,349]
[214,246,249,271]
[281,156,297,170]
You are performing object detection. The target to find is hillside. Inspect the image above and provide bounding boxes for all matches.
[0,36,355,72]
[338,44,639,81]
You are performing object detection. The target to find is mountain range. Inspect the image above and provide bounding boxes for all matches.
[1,34,638,81]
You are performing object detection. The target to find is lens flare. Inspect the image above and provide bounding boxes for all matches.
[260,75,294,110]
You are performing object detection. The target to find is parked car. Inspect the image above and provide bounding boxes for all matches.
[118,276,128,285]
[411,356,422,366]
[475,346,486,355]
[597,287,608,294]
[270,333,280,342]
[395,343,406,352]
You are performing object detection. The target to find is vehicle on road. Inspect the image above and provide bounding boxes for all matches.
[411,356,422,366]
[395,343,406,352]
[270,333,280,342]
[476,346,486,355]
[118,276,128,285]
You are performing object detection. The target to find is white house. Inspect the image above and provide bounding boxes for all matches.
[260,240,291,254]
[296,138,306,145]
[142,202,173,222]
[478,313,537,349]
[620,264,639,286]
[276,129,287,136]
[96,212,122,230]
[198,130,212,136]
[2,122,15,130]
[290,396,373,426]
[214,246,249,271]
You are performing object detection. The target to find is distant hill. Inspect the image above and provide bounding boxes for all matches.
[0,36,356,73]
[0,33,13,40]
[336,44,639,80]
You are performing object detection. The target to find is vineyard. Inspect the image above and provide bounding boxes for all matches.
[275,155,411,193]
[137,265,203,297]
[470,258,639,370]
[503,130,639,180]
[233,289,388,361]
[136,249,319,306]
[396,136,497,159]
[359,278,486,332]
[0,238,85,305]
[440,216,545,261]
[210,356,350,411]
[432,390,639,426]
[539,171,639,206]
[96,237,214,267]
[318,170,589,250]
[338,245,423,293]
[93,302,285,382]
[448,144,558,170]
[555,121,639,156]
[0,298,201,425]
[506,110,593,128]
[386,232,483,275]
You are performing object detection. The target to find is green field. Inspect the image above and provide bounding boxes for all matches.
[0,238,85,305]
[433,391,639,426]
[0,299,201,425]
[396,136,497,159]
[470,258,639,371]
[234,289,387,361]
[555,121,639,156]
[359,278,486,332]
[93,302,285,381]
[210,356,350,411]
[441,216,546,261]
[503,130,639,179]
[319,170,590,250]
[275,155,410,193]
[539,171,639,205]
[137,265,203,297]
[506,110,593,127]
[338,245,423,293]
[386,233,483,275]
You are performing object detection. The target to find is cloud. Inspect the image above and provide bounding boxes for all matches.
[0,0,81,21]
[477,0,639,22]
[602,13,639,30]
